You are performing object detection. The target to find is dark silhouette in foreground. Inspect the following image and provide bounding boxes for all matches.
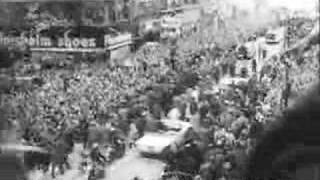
[247,83,320,180]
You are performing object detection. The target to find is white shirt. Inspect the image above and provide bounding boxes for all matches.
[185,103,192,119]
[191,89,200,103]
[167,107,181,120]
[129,123,138,141]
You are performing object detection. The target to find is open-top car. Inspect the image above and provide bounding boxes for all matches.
[135,119,195,158]
[220,77,250,87]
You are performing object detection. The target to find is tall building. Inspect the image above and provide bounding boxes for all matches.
[0,0,134,27]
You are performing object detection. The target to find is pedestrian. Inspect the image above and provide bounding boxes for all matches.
[212,66,220,83]
[128,122,138,149]
[170,47,177,70]
[231,115,249,139]
[284,80,292,108]
[252,59,257,73]
[90,143,107,166]
[135,117,146,138]
[79,118,89,149]
[51,138,71,178]
[79,149,90,173]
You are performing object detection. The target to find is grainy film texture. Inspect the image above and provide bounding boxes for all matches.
[0,0,319,180]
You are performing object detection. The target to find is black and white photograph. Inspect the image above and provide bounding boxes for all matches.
[0,0,319,180]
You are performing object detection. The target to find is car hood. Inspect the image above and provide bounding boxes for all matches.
[136,133,177,148]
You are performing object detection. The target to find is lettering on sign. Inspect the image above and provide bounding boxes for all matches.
[57,38,96,48]
[0,30,133,51]
[0,32,97,48]
[0,34,53,47]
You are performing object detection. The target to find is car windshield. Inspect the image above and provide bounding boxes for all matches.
[158,120,185,133]
[163,27,176,33]
[160,11,175,17]
[162,125,181,132]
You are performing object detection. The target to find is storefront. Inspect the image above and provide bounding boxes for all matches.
[0,1,134,61]
[0,26,132,62]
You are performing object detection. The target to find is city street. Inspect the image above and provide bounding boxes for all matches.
[29,144,166,180]
[0,1,319,180]
[106,149,166,180]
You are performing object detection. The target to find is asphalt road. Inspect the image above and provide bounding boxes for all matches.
[106,149,166,180]
[28,144,165,180]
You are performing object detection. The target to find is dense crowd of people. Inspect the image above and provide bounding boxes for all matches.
[0,12,318,180]
[0,39,205,179]
[159,49,280,180]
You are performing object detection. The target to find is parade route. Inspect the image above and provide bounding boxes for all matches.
[106,149,166,180]
[29,145,165,180]
[0,1,319,180]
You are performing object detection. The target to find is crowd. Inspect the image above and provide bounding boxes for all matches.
[159,47,280,180]
[285,17,315,47]
[0,37,205,179]
[0,12,318,180]
[146,16,319,180]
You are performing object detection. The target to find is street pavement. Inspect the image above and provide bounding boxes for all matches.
[27,144,86,180]
[106,149,166,180]
[27,144,165,180]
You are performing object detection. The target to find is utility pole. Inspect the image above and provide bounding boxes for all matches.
[169,38,178,70]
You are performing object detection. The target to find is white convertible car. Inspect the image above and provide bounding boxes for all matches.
[135,119,194,156]
[220,77,249,87]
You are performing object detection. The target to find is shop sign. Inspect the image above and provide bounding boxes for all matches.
[0,31,97,48]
